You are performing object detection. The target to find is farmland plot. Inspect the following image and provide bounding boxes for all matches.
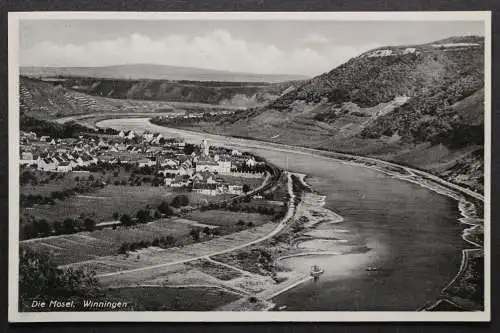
[63,222,276,278]
[185,210,270,227]
[22,185,172,223]
[20,218,199,265]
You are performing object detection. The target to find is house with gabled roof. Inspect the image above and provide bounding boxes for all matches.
[170,174,190,188]
[38,158,57,171]
[192,182,219,196]
[56,161,72,173]
[195,157,220,173]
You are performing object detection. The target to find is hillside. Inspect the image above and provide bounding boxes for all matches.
[19,76,176,119]
[188,36,486,193]
[20,64,309,83]
[28,77,304,107]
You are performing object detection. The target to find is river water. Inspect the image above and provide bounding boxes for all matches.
[97,118,469,311]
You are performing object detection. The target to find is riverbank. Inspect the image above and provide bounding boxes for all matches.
[94,117,485,311]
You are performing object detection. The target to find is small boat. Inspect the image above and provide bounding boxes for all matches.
[366,266,378,272]
[310,265,324,278]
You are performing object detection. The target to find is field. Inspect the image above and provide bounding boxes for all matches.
[185,209,270,227]
[20,217,205,265]
[216,174,263,188]
[63,223,276,276]
[188,259,243,281]
[22,185,172,224]
[106,286,240,311]
[20,170,96,196]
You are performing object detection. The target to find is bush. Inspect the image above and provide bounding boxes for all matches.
[19,248,102,311]
[120,214,133,226]
[158,201,173,216]
[62,218,76,234]
[189,228,200,241]
[83,218,96,231]
[118,243,128,254]
[171,195,189,208]
[53,221,63,235]
[136,209,150,223]
[34,219,52,237]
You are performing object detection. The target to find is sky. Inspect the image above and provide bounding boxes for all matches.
[19,19,484,77]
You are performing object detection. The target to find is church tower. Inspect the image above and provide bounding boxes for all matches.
[202,139,209,156]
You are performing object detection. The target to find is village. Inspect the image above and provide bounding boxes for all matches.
[20,129,267,196]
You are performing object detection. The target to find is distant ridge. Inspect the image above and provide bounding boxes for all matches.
[20,64,310,83]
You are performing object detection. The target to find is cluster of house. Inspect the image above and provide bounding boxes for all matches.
[162,139,263,196]
[20,132,99,172]
[152,110,236,121]
[20,131,266,196]
[117,130,177,144]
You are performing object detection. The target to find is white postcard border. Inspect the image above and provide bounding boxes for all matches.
[8,11,492,322]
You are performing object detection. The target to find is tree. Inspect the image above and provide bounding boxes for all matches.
[203,227,211,237]
[189,228,200,242]
[112,212,119,220]
[19,248,101,311]
[22,223,38,239]
[120,214,133,226]
[183,143,197,155]
[136,209,150,223]
[242,184,251,193]
[118,243,129,254]
[20,170,36,186]
[158,201,173,216]
[164,235,175,245]
[53,221,63,235]
[171,195,189,208]
[236,220,245,227]
[83,218,96,231]
[63,218,76,234]
[34,219,52,237]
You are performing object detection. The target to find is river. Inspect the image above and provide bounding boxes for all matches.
[96,117,469,311]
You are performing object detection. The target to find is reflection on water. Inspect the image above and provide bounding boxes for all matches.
[97,118,467,311]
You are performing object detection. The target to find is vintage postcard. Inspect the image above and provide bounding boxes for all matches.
[8,11,490,322]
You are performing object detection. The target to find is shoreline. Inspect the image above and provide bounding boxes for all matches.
[94,117,484,201]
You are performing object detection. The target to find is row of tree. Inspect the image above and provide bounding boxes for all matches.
[201,201,279,216]
[117,218,258,255]
[21,217,98,240]
[20,195,189,239]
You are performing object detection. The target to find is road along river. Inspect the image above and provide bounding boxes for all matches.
[96,117,479,311]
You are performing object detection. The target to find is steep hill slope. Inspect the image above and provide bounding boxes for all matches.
[195,36,486,192]
[20,64,309,83]
[19,76,176,119]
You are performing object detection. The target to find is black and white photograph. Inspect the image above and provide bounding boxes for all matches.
[8,11,491,322]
